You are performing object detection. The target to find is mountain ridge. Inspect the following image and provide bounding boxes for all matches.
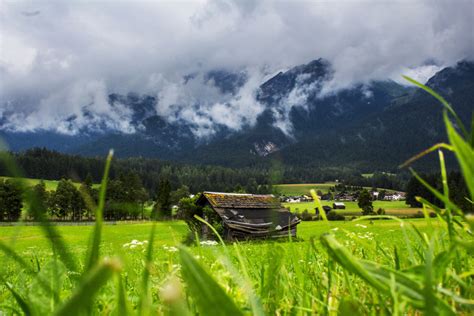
[1,59,472,172]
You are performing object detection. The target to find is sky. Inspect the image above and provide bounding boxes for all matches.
[0,0,473,136]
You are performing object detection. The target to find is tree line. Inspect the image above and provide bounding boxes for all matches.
[2,148,275,196]
[0,173,192,221]
[405,171,471,213]
[1,148,413,196]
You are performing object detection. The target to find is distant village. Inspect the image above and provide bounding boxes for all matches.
[280,189,406,205]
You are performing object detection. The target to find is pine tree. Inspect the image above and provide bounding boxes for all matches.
[153,178,171,219]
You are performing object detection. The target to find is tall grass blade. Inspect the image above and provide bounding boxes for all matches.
[409,168,463,215]
[114,274,131,316]
[2,278,33,316]
[85,149,113,272]
[399,142,453,168]
[193,214,226,247]
[443,111,474,200]
[178,247,243,316]
[0,148,78,273]
[138,222,156,316]
[53,258,121,316]
[402,75,469,139]
[0,241,58,300]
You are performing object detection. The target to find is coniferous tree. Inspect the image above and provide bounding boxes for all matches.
[153,178,172,219]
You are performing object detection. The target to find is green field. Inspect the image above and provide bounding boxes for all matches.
[274,183,337,195]
[1,218,470,314]
[0,176,99,191]
[275,182,398,196]
[0,219,439,254]
[284,200,421,217]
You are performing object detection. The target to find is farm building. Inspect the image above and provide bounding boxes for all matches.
[333,202,346,209]
[196,192,301,240]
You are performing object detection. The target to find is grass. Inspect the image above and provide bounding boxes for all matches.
[362,172,396,178]
[275,182,399,196]
[0,218,468,314]
[0,176,99,191]
[283,200,422,217]
[275,183,337,195]
[0,219,433,252]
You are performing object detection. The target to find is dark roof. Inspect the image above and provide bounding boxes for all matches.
[198,192,281,209]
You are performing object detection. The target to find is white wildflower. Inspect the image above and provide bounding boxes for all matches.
[331,227,339,231]
[200,240,218,246]
[168,246,178,252]
[355,224,367,228]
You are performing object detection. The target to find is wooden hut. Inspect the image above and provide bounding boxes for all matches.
[196,192,301,240]
[333,202,346,209]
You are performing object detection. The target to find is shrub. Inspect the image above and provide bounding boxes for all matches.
[327,210,345,221]
[300,209,313,221]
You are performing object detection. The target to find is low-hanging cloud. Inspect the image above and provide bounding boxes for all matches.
[0,0,472,136]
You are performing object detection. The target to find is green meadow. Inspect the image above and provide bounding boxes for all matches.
[0,176,100,191]
[283,200,422,217]
[2,219,460,315]
[275,182,398,196]
[275,183,337,195]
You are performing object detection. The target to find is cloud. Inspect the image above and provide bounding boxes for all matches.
[0,0,472,136]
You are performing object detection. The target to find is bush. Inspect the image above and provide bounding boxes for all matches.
[327,210,345,221]
[301,209,313,221]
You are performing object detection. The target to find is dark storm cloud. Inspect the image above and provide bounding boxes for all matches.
[0,0,472,135]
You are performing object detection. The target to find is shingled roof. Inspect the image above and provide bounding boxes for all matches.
[198,192,281,209]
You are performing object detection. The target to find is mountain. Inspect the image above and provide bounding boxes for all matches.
[1,59,472,172]
[269,60,474,171]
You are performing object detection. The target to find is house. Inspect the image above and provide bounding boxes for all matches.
[383,192,406,201]
[287,197,301,203]
[333,202,346,209]
[320,193,332,201]
[196,192,301,240]
[334,193,355,201]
